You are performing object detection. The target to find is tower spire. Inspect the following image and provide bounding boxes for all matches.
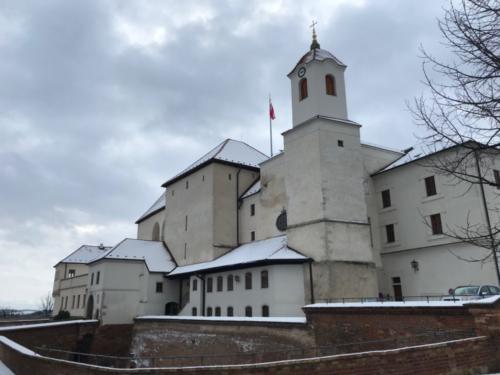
[310,20,320,50]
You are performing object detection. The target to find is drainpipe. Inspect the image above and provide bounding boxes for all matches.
[199,274,206,316]
[308,261,315,304]
[236,169,242,246]
[178,279,183,307]
[474,150,500,285]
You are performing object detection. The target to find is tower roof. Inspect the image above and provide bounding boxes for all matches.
[162,139,268,187]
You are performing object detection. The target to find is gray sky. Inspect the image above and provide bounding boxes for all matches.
[0,0,450,308]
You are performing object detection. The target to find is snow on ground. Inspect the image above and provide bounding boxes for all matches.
[0,361,14,375]
[0,319,97,332]
[305,295,500,308]
[136,316,307,324]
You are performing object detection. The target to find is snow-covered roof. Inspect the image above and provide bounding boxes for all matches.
[241,180,261,198]
[289,48,346,76]
[168,235,308,277]
[136,191,166,224]
[58,245,111,265]
[162,139,268,187]
[98,239,176,273]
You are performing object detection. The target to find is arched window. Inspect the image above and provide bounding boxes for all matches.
[215,307,221,316]
[152,222,160,241]
[245,306,253,317]
[192,307,197,316]
[325,75,336,96]
[245,272,252,290]
[227,275,234,291]
[207,307,213,316]
[227,306,234,316]
[262,305,269,317]
[299,78,308,101]
[261,270,268,289]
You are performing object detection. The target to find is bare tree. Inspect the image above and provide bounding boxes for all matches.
[40,292,54,317]
[411,0,500,283]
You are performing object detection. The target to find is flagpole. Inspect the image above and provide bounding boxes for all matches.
[269,94,273,157]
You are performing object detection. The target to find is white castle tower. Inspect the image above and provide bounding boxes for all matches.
[284,26,378,300]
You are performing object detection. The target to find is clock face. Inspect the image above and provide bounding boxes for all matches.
[298,67,306,78]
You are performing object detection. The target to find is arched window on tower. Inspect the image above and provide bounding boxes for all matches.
[325,75,336,96]
[299,78,308,101]
[152,222,160,241]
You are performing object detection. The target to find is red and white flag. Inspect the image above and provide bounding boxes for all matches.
[269,100,276,120]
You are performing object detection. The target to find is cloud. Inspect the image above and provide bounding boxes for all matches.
[0,0,447,308]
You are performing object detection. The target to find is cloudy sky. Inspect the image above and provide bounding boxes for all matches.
[0,0,452,308]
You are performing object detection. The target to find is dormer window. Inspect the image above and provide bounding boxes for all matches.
[325,75,336,96]
[299,78,308,101]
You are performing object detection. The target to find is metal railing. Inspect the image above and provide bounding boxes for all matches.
[312,294,487,304]
[34,328,477,369]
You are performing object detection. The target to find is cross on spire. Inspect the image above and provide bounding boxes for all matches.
[310,20,320,50]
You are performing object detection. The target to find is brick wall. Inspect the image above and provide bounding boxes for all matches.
[304,305,477,348]
[1,335,497,375]
[131,319,314,367]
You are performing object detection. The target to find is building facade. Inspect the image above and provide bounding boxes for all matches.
[52,33,500,324]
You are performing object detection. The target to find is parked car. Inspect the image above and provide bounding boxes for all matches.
[443,285,500,301]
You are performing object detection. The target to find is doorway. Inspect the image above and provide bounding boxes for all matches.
[392,277,403,301]
[86,295,94,319]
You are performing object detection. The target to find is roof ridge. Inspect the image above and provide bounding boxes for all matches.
[212,138,231,159]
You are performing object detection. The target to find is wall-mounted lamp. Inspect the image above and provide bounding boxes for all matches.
[411,260,419,272]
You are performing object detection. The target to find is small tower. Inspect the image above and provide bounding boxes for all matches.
[283,27,378,301]
[288,24,348,127]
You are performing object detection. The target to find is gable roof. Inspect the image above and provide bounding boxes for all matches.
[167,235,309,277]
[162,139,268,187]
[241,180,261,199]
[56,245,111,266]
[96,238,176,273]
[136,191,166,224]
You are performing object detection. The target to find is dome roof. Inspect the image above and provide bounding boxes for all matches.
[289,47,346,76]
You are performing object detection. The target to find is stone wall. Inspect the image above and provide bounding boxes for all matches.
[1,335,496,375]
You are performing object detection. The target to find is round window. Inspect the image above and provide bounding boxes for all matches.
[276,211,287,232]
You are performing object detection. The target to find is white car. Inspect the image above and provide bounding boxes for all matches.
[443,285,500,301]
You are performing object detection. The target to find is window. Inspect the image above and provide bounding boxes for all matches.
[227,275,234,291]
[192,307,197,316]
[156,282,163,293]
[77,295,80,309]
[494,170,500,189]
[172,189,175,196]
[386,224,395,243]
[337,140,344,147]
[207,307,213,316]
[97,294,100,304]
[425,176,437,196]
[185,215,188,231]
[228,173,232,181]
[71,295,75,309]
[202,175,205,181]
[251,231,255,241]
[325,74,336,96]
[261,270,269,289]
[430,213,443,235]
[250,204,255,216]
[245,306,252,317]
[262,305,269,317]
[185,180,189,189]
[299,78,308,100]
[227,306,234,316]
[91,273,94,285]
[207,277,213,293]
[245,272,252,290]
[192,278,198,291]
[152,222,160,241]
[82,295,86,308]
[217,276,223,292]
[96,271,100,285]
[64,296,68,309]
[184,243,187,259]
[215,307,221,316]
[68,269,75,278]
[381,189,391,208]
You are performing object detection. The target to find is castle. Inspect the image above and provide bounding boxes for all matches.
[52,32,500,324]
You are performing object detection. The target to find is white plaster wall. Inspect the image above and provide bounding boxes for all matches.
[52,263,90,317]
[179,264,306,317]
[290,59,348,126]
[137,209,165,241]
[380,242,498,297]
